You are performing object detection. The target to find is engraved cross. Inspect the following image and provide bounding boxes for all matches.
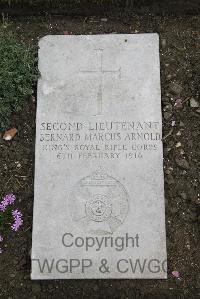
[80,49,121,115]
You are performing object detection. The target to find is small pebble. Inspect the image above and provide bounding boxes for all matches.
[176,142,181,148]
[169,82,183,95]
[174,98,183,108]
[171,120,176,127]
[101,18,108,22]
[175,158,189,170]
[161,38,167,48]
[180,192,187,200]
[164,112,172,120]
[190,97,199,108]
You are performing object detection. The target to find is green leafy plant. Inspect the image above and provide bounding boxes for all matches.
[0,28,38,130]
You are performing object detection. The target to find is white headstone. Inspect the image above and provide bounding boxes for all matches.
[32,34,167,279]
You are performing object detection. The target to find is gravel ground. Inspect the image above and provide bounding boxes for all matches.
[0,12,199,299]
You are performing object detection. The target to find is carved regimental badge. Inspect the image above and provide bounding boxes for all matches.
[69,169,129,235]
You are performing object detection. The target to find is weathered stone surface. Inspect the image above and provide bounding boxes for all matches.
[31,34,167,279]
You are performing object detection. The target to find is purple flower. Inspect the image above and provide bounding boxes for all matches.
[0,248,2,254]
[0,194,16,212]
[11,209,23,232]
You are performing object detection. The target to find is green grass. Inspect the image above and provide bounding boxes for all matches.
[0,27,38,131]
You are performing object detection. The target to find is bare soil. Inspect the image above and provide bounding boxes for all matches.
[0,12,199,299]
